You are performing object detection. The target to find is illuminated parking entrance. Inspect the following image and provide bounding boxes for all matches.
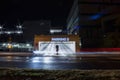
[38,41,75,56]
[34,35,80,56]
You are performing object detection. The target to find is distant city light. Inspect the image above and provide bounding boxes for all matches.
[0,26,3,29]
[6,31,12,34]
[13,44,19,47]
[1,42,33,50]
[16,25,22,29]
[2,43,6,46]
[79,42,82,46]
[0,31,3,34]
[50,29,62,34]
[89,14,102,20]
[74,26,80,30]
[7,43,12,49]
[0,30,23,34]
[0,25,24,35]
[26,43,30,47]
[0,26,3,34]
[16,31,23,34]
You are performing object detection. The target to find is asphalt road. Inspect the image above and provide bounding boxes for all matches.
[0,52,120,70]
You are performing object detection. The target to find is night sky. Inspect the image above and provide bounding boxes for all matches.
[0,0,73,26]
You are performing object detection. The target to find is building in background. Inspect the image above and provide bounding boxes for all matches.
[23,20,51,42]
[0,20,51,52]
[0,24,33,52]
[0,24,23,43]
[67,0,120,48]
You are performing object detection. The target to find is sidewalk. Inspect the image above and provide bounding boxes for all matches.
[0,52,33,57]
[74,52,120,60]
[81,48,120,52]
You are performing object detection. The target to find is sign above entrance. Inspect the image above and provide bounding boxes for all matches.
[51,38,69,41]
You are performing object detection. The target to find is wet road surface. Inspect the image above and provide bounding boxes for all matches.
[0,52,120,70]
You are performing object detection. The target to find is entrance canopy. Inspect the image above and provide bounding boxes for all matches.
[34,35,80,56]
